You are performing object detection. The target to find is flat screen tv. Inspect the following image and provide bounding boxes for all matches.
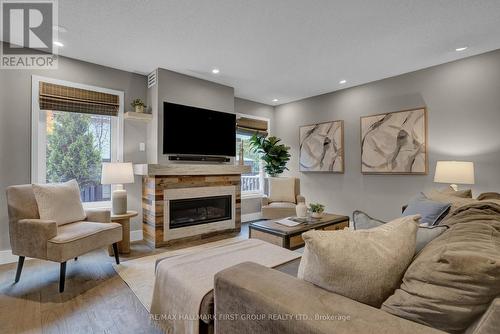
[163,102,236,157]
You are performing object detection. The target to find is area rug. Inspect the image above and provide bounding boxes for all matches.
[113,236,247,311]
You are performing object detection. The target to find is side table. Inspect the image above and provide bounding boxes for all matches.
[107,210,138,255]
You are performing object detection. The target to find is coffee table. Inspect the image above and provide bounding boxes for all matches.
[249,213,349,250]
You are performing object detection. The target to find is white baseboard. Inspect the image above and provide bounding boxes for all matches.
[0,250,19,265]
[130,229,143,242]
[241,212,262,223]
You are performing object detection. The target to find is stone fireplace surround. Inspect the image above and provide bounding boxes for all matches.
[137,164,250,248]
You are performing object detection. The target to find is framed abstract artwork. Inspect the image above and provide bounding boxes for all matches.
[299,120,344,173]
[360,107,427,174]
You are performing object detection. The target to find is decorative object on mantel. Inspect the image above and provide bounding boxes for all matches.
[131,98,147,113]
[434,161,475,191]
[299,120,344,173]
[249,134,291,177]
[309,202,325,218]
[101,162,135,215]
[361,107,427,174]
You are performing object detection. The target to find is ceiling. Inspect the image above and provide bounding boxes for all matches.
[56,0,500,105]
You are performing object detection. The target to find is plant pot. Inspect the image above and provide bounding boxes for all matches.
[135,105,145,113]
[311,212,323,218]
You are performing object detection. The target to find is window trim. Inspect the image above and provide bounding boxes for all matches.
[236,113,270,196]
[31,75,124,208]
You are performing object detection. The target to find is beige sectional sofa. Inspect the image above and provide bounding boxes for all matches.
[214,200,500,334]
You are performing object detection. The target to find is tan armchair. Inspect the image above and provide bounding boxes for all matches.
[6,184,122,292]
[261,177,305,220]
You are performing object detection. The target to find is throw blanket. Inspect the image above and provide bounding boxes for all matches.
[150,239,301,334]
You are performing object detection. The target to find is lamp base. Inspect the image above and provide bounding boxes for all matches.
[450,184,458,191]
[112,185,127,215]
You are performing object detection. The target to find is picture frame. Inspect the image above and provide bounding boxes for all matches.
[360,107,428,175]
[299,120,344,173]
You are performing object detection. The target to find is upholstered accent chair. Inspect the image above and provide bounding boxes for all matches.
[6,184,123,292]
[261,177,305,220]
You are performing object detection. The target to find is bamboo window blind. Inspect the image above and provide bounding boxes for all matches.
[39,82,120,116]
[236,117,268,137]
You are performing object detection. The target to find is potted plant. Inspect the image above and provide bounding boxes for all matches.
[131,99,147,113]
[309,203,325,218]
[248,134,291,177]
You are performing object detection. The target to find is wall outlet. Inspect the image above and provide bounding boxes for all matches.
[139,142,146,152]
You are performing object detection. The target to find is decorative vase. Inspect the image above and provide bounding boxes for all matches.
[311,211,323,218]
[135,105,145,113]
[296,202,307,218]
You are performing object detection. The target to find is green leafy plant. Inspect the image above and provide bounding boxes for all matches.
[130,98,146,108]
[249,134,291,177]
[309,203,325,213]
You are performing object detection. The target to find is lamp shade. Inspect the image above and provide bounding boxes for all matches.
[101,162,134,185]
[434,161,475,185]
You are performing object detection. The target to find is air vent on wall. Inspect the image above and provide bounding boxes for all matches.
[147,70,157,88]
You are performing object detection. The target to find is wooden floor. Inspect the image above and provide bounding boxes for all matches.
[0,223,251,334]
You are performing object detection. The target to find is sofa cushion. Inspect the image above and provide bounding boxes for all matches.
[268,177,296,203]
[47,221,122,262]
[298,215,419,307]
[382,202,500,334]
[477,192,500,201]
[352,210,448,253]
[403,193,451,226]
[32,180,86,225]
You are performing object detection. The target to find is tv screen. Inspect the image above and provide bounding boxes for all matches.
[163,102,236,157]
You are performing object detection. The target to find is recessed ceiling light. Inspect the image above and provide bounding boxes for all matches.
[455,47,468,52]
[53,41,64,47]
[272,99,279,102]
[339,79,347,84]
[211,68,220,74]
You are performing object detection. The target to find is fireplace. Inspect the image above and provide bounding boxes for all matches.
[163,185,236,241]
[169,195,232,229]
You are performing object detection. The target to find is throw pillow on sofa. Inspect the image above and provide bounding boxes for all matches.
[298,215,419,307]
[32,179,86,225]
[352,210,448,253]
[382,202,500,334]
[402,193,451,226]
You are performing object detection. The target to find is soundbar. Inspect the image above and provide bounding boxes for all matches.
[168,155,231,163]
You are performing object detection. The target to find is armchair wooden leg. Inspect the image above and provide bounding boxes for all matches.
[14,256,25,283]
[59,262,67,293]
[112,243,120,265]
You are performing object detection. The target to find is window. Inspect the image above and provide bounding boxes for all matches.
[236,115,269,196]
[32,76,124,207]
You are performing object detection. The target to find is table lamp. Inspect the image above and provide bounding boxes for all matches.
[101,162,134,214]
[434,161,475,191]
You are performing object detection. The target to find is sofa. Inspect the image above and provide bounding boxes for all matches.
[215,199,500,334]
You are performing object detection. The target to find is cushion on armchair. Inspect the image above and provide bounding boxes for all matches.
[268,177,296,203]
[32,179,86,225]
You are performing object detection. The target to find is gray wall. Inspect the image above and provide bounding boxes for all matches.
[0,51,147,250]
[234,98,275,216]
[274,50,500,221]
[148,68,235,164]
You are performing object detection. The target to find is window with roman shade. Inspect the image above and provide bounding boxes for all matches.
[39,82,120,116]
[236,116,269,196]
[33,78,123,207]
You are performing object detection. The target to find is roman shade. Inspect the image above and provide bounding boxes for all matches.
[39,82,120,116]
[236,117,268,136]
